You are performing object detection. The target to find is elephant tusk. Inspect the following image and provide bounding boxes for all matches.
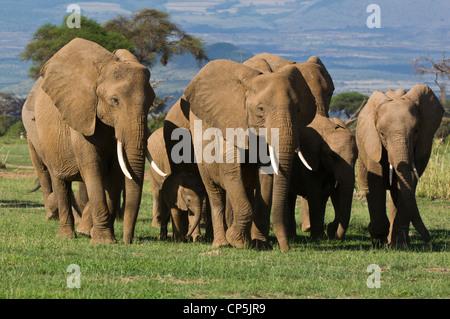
[146,149,167,177]
[296,147,313,171]
[389,163,393,186]
[117,140,133,180]
[268,144,279,175]
[412,163,420,182]
[334,180,338,189]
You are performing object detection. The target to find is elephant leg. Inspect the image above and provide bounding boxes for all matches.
[309,195,327,240]
[82,173,116,244]
[225,193,233,230]
[208,190,228,248]
[388,185,410,248]
[159,201,170,241]
[171,208,188,242]
[224,180,253,249]
[300,196,311,232]
[366,174,389,247]
[72,181,87,224]
[53,178,75,239]
[252,173,273,250]
[189,213,202,242]
[27,140,58,221]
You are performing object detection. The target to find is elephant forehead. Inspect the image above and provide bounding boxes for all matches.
[378,99,418,121]
[249,73,298,101]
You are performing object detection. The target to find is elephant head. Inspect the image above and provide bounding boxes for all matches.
[356,85,444,244]
[39,38,155,243]
[161,172,205,241]
[184,59,316,251]
[244,54,334,117]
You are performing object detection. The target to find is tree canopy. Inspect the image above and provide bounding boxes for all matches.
[20,9,209,79]
[329,91,369,115]
[20,15,133,79]
[104,9,208,67]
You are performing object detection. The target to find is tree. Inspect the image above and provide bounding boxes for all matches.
[329,91,369,115]
[104,9,208,67]
[20,15,133,79]
[413,51,450,104]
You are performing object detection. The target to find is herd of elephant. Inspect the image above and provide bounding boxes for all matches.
[21,38,445,252]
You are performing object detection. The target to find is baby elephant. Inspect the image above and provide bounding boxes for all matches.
[159,172,206,242]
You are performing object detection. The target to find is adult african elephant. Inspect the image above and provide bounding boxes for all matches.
[163,59,316,251]
[287,115,357,239]
[26,38,155,244]
[356,85,444,247]
[245,54,336,247]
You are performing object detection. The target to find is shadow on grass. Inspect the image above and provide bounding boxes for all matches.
[0,199,44,209]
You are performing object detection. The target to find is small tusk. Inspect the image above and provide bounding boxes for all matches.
[117,140,133,180]
[334,180,338,189]
[146,149,167,177]
[268,144,279,175]
[389,163,393,186]
[297,146,313,171]
[412,163,420,182]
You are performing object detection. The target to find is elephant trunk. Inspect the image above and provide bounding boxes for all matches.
[390,140,431,243]
[269,115,296,252]
[393,163,431,242]
[185,199,203,239]
[119,115,147,244]
[328,171,354,239]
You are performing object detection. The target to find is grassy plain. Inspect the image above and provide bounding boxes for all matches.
[0,137,449,299]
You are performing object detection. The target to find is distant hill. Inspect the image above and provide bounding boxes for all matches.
[0,41,254,101]
[149,42,254,104]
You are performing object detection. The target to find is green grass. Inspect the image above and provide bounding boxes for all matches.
[0,137,449,299]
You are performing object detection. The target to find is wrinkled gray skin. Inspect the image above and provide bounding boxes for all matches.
[147,127,209,242]
[246,54,336,248]
[287,115,357,240]
[25,38,155,244]
[22,77,85,223]
[356,86,444,247]
[159,172,206,242]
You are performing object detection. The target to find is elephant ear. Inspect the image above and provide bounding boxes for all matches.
[40,38,116,136]
[113,49,140,63]
[405,85,444,167]
[357,90,390,163]
[298,124,322,172]
[176,186,189,211]
[184,59,261,147]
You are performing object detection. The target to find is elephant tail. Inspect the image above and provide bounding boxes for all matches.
[28,179,41,193]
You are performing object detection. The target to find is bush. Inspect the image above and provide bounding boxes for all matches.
[330,91,369,114]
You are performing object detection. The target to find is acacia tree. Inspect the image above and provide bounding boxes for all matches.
[21,9,209,78]
[20,15,133,79]
[413,51,450,104]
[104,9,208,67]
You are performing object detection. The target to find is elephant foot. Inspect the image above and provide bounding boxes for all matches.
[90,227,116,244]
[251,239,273,251]
[56,226,76,239]
[388,229,411,249]
[226,226,250,249]
[327,222,346,240]
[212,238,229,248]
[371,237,388,248]
[76,223,92,237]
[46,211,58,221]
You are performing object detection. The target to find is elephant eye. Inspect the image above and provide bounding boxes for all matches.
[111,97,120,105]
